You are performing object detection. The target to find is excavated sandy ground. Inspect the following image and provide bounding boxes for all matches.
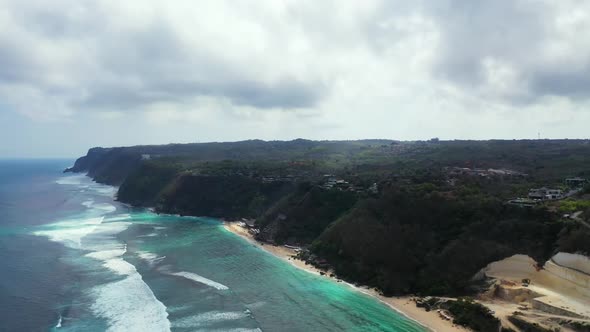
[480,254,590,330]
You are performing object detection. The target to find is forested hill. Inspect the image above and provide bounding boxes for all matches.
[67,139,590,295]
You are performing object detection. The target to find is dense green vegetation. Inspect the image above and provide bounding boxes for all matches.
[68,139,590,184]
[67,139,590,297]
[257,185,358,244]
[508,315,553,332]
[311,185,562,295]
[448,298,500,332]
[566,321,590,332]
[156,173,295,219]
[557,198,590,213]
[117,161,181,206]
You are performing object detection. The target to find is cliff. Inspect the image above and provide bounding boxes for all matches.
[66,139,590,296]
[155,173,296,219]
[65,147,142,185]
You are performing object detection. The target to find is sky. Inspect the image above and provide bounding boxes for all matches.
[1,0,590,157]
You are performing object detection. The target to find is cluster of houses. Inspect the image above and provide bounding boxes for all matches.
[528,188,564,200]
[320,175,351,190]
[319,175,378,194]
[508,177,588,207]
[237,218,260,235]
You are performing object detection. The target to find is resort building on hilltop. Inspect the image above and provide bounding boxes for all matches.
[528,188,563,200]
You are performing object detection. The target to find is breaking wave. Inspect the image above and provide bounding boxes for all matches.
[56,174,117,197]
[85,246,136,276]
[167,271,229,290]
[34,217,104,249]
[55,175,86,185]
[137,251,166,266]
[171,311,247,328]
[35,179,171,332]
[90,274,170,332]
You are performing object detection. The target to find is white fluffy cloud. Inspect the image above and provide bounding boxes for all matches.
[0,0,589,156]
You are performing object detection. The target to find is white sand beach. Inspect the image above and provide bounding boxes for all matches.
[223,221,469,332]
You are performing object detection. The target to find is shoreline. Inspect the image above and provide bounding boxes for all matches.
[222,221,468,332]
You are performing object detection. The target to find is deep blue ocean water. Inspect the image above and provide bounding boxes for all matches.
[0,160,426,332]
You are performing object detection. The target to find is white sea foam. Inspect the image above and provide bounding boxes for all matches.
[86,247,127,261]
[137,251,158,261]
[78,224,131,257]
[55,315,62,328]
[136,251,166,267]
[171,311,247,328]
[94,186,117,197]
[56,175,86,185]
[81,199,116,215]
[82,237,133,276]
[36,180,170,332]
[104,214,131,222]
[57,174,117,197]
[90,274,171,332]
[103,259,137,276]
[200,329,262,332]
[165,305,193,314]
[168,271,229,290]
[82,200,94,208]
[35,214,130,254]
[91,203,117,214]
[137,251,163,262]
[137,232,158,238]
[91,222,131,239]
[34,217,104,249]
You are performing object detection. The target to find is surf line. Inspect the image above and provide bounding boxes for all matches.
[164,271,229,291]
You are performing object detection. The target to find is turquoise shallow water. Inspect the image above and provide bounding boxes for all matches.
[123,215,426,331]
[1,161,427,331]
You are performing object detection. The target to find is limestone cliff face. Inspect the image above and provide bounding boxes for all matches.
[65,147,111,173]
[483,253,590,318]
[552,252,590,275]
[65,147,141,185]
[548,253,590,299]
[154,174,296,219]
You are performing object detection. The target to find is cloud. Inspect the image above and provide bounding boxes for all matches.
[530,68,590,100]
[0,1,329,120]
[1,0,590,157]
[427,0,590,102]
[4,0,588,121]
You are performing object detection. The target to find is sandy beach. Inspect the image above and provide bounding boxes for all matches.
[223,222,469,332]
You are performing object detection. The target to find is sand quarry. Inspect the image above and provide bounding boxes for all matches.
[479,253,590,331]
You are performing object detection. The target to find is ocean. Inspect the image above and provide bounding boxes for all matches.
[0,159,426,332]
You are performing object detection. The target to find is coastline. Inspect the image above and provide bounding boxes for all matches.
[223,221,469,332]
